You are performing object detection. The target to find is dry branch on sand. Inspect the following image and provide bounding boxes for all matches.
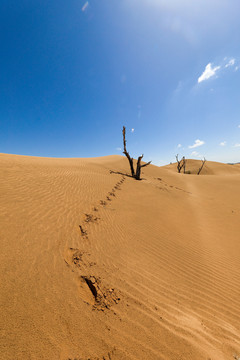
[176,154,186,174]
[122,126,151,180]
[197,158,206,175]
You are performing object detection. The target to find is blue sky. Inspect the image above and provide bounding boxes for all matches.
[1,0,240,164]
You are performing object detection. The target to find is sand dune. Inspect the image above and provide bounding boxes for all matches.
[165,159,240,175]
[1,153,240,360]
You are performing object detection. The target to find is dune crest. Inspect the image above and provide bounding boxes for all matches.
[1,153,240,360]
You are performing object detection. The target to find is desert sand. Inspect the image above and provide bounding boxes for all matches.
[0,153,240,360]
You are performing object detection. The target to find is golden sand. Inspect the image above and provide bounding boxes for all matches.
[1,153,240,359]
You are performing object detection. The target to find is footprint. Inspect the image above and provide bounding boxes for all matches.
[84,213,100,223]
[79,225,88,238]
[79,276,120,311]
[67,348,115,360]
[64,248,85,268]
[77,276,96,306]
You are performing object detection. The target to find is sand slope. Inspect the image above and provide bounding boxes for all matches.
[165,159,240,175]
[0,153,240,360]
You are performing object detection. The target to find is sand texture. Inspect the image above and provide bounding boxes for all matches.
[1,153,240,360]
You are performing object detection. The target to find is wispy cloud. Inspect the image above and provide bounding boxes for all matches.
[177,144,182,148]
[116,147,122,151]
[198,57,238,84]
[191,151,204,158]
[174,81,183,94]
[189,139,205,148]
[82,1,89,12]
[191,151,203,158]
[238,125,240,128]
[219,141,226,146]
[225,58,235,68]
[131,128,135,133]
[198,63,221,83]
[234,143,240,147]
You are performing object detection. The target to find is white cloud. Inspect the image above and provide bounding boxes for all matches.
[82,1,89,11]
[191,151,203,158]
[189,139,205,148]
[191,151,198,156]
[225,58,235,68]
[238,125,240,128]
[131,128,135,133]
[174,81,183,94]
[177,144,182,148]
[234,143,240,147]
[219,141,226,146]
[197,57,238,83]
[198,63,221,83]
[116,147,122,151]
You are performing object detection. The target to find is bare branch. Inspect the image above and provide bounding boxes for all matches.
[197,158,206,175]
[122,126,135,177]
[122,127,151,180]
[135,155,144,180]
[183,157,186,174]
[141,161,152,168]
[176,154,186,173]
[122,126,127,153]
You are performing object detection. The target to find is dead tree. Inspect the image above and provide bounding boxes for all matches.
[197,158,206,175]
[183,157,186,174]
[176,154,186,173]
[122,126,135,177]
[122,126,151,180]
[135,154,151,180]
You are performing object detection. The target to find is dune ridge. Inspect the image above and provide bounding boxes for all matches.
[0,153,240,359]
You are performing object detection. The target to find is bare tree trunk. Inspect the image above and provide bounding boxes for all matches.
[122,126,135,177]
[183,157,186,174]
[135,155,151,180]
[122,126,151,180]
[135,155,143,180]
[197,158,206,175]
[176,154,185,173]
[176,154,181,173]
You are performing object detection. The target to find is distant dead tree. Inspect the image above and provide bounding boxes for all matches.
[183,157,186,174]
[122,126,151,180]
[176,154,186,174]
[197,158,206,175]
